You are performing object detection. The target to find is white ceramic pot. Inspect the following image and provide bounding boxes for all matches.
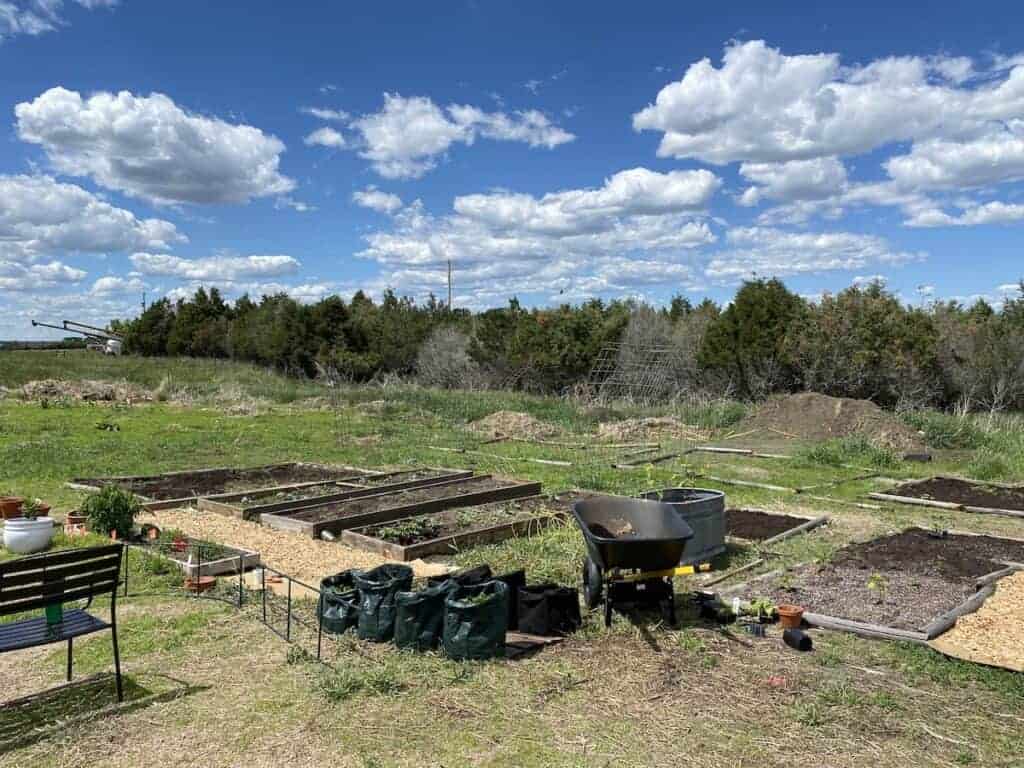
[2,517,55,554]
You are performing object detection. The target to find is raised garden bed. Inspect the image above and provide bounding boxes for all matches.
[753,527,1024,639]
[342,490,593,561]
[725,509,814,541]
[67,462,380,510]
[197,467,472,520]
[129,530,260,578]
[262,475,542,539]
[871,476,1024,518]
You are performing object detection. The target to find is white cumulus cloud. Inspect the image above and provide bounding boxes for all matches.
[0,174,184,264]
[304,126,346,148]
[130,253,300,281]
[352,186,403,214]
[0,0,116,42]
[346,93,575,179]
[16,87,295,205]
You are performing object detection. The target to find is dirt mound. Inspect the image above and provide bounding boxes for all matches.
[469,410,559,440]
[596,416,705,443]
[18,379,153,404]
[743,392,925,452]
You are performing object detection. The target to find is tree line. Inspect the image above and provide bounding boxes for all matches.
[114,278,1024,412]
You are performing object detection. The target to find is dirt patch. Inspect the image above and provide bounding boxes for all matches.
[726,509,806,541]
[73,463,377,501]
[17,378,153,404]
[888,476,1024,512]
[595,416,706,443]
[831,528,1024,581]
[468,410,559,440]
[931,571,1024,672]
[286,476,526,524]
[742,392,925,452]
[761,563,972,631]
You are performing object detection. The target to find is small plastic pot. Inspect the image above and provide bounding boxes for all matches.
[185,576,216,594]
[777,604,804,629]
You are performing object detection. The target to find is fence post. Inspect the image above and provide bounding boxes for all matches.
[262,567,267,625]
[286,577,292,642]
[238,554,244,608]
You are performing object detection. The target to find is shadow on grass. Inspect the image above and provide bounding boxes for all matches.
[0,673,208,755]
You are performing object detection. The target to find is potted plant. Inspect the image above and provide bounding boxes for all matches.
[0,496,24,520]
[2,500,56,554]
[81,485,139,541]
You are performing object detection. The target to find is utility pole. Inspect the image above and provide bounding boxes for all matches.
[141,291,147,313]
[447,260,453,311]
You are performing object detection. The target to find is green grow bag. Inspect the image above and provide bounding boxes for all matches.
[354,563,413,642]
[319,570,361,635]
[394,580,457,651]
[442,580,509,661]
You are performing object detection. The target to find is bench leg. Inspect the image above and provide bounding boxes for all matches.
[66,638,73,682]
[111,628,123,702]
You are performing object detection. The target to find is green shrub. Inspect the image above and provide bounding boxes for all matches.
[798,436,900,470]
[81,485,140,539]
[901,411,988,450]
[966,449,1012,481]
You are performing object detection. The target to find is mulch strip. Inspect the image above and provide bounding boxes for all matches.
[889,476,1024,512]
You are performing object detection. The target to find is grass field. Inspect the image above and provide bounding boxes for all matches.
[1,351,1023,768]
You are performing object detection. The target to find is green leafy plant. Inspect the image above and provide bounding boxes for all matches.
[866,572,889,605]
[746,597,777,620]
[81,485,140,539]
[374,517,441,544]
[20,498,47,519]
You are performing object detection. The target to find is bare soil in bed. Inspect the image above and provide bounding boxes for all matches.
[286,476,515,524]
[77,463,374,500]
[234,469,456,508]
[762,564,973,631]
[831,527,1024,581]
[888,476,1024,512]
[725,509,804,540]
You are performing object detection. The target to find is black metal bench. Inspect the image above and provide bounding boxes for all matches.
[0,544,125,702]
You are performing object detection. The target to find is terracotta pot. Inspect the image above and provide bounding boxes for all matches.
[777,604,804,629]
[185,576,216,594]
[147,526,161,541]
[65,512,86,526]
[0,497,24,520]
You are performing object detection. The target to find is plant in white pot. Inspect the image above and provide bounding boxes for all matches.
[2,499,56,554]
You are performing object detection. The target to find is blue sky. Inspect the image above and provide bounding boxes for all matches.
[3,0,1024,338]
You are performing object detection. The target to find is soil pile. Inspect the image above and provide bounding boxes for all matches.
[742,392,925,452]
[17,379,153,404]
[596,416,705,443]
[469,410,559,440]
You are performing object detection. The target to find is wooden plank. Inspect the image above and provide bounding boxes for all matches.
[699,474,794,493]
[868,492,964,510]
[341,504,562,561]
[312,481,543,539]
[976,565,1023,588]
[198,469,472,520]
[801,612,930,644]
[255,473,486,526]
[923,584,997,639]
[760,515,830,546]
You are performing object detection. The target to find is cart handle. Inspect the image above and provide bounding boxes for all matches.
[608,563,711,583]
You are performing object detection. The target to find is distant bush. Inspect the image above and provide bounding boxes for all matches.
[416,327,484,390]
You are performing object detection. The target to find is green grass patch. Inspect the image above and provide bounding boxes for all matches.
[795,435,901,470]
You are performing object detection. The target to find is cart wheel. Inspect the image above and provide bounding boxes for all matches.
[582,558,603,610]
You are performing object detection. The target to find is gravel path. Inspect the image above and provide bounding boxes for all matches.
[138,507,453,589]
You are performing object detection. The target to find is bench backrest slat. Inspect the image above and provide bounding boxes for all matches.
[0,544,123,616]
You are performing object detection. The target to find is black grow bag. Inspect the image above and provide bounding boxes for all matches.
[427,564,492,589]
[517,583,581,636]
[443,580,509,661]
[394,580,457,651]
[319,570,361,635]
[354,563,413,642]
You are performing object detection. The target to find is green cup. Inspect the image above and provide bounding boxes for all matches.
[45,603,63,625]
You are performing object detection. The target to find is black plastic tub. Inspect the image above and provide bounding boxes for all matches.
[641,488,726,565]
[572,496,694,572]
